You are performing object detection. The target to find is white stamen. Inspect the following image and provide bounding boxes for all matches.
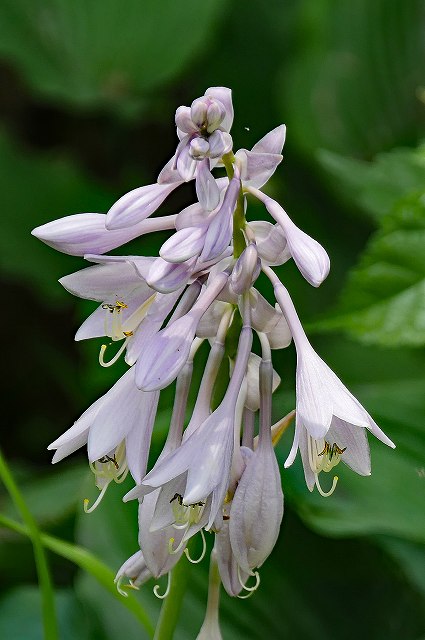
[237,565,261,599]
[153,572,171,599]
[184,529,207,564]
[83,482,109,513]
[99,337,130,367]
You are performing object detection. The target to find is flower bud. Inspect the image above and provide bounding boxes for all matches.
[229,243,261,295]
[190,137,210,159]
[208,130,233,158]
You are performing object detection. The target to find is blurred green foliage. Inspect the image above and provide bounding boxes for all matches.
[1,0,425,639]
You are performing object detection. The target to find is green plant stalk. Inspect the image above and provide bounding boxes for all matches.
[0,513,155,637]
[153,556,190,640]
[0,449,58,640]
[222,151,246,258]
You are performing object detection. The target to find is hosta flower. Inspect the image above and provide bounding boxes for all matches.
[250,188,330,287]
[48,367,159,495]
[34,85,397,634]
[266,270,395,495]
[114,550,152,596]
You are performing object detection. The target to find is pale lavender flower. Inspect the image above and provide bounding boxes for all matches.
[235,124,286,189]
[135,321,252,530]
[199,169,241,262]
[48,367,159,493]
[106,180,182,230]
[135,270,230,391]
[32,213,177,257]
[114,551,152,596]
[229,340,283,574]
[250,187,330,287]
[229,243,261,295]
[265,269,395,495]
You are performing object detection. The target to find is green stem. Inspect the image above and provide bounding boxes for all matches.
[153,556,190,640]
[0,513,155,637]
[0,449,58,640]
[222,151,246,258]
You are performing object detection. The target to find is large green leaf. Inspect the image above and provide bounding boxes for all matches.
[0,464,86,528]
[74,483,425,640]
[0,0,225,110]
[0,586,91,640]
[319,144,425,222]
[276,339,425,542]
[313,193,425,346]
[281,0,425,157]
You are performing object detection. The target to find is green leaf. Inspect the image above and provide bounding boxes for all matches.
[0,0,226,110]
[318,144,425,221]
[0,513,154,636]
[378,537,425,599]
[282,0,425,157]
[0,464,86,528]
[313,192,425,346]
[277,340,425,543]
[0,587,91,640]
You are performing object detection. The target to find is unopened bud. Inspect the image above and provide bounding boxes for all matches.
[190,137,210,159]
[208,130,233,158]
[230,243,260,295]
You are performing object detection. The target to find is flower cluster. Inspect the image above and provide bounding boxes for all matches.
[33,87,395,637]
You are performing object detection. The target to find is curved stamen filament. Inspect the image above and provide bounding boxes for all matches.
[315,473,338,497]
[184,529,207,564]
[99,337,130,367]
[237,565,261,599]
[115,576,128,598]
[153,572,171,600]
[168,535,187,556]
[114,467,129,484]
[83,482,109,513]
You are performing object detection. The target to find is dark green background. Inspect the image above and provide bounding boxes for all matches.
[1,1,425,638]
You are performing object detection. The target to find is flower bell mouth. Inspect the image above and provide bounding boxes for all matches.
[84,441,129,512]
[169,492,206,529]
[307,436,346,497]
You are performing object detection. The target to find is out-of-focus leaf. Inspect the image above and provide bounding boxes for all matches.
[0,464,85,527]
[0,586,91,640]
[0,0,226,110]
[75,473,159,640]
[282,0,425,157]
[313,193,425,346]
[277,339,425,542]
[0,512,154,636]
[319,144,425,221]
[0,132,112,301]
[76,487,425,640]
[378,537,425,599]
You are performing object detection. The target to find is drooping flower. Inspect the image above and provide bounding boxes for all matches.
[265,268,395,495]
[229,336,283,575]
[250,188,330,287]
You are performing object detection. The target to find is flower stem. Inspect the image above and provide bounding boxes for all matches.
[0,449,58,640]
[153,557,190,640]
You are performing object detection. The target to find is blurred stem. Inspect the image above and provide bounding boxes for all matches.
[0,513,155,637]
[153,556,190,640]
[0,449,58,640]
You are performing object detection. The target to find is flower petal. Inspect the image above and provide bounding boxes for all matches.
[251,124,286,155]
[160,226,206,263]
[196,160,220,211]
[32,213,176,257]
[205,87,234,132]
[106,182,179,230]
